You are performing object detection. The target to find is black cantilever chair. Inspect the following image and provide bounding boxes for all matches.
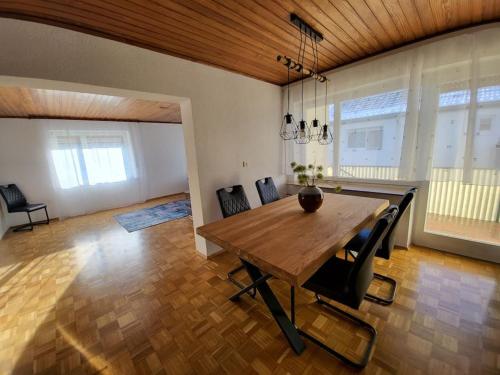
[216,185,257,298]
[0,184,49,232]
[300,208,398,368]
[255,177,280,205]
[344,188,416,305]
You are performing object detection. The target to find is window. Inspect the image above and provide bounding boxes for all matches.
[341,89,408,120]
[479,117,492,132]
[432,94,467,168]
[339,90,407,178]
[347,129,366,148]
[439,85,500,108]
[425,85,500,243]
[50,130,137,189]
[347,127,383,150]
[366,127,383,150]
[433,85,500,169]
[439,89,469,107]
[293,103,335,175]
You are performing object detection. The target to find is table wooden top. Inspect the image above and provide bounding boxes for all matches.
[197,193,389,286]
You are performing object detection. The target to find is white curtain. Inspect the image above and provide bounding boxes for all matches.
[43,120,148,218]
[284,27,500,223]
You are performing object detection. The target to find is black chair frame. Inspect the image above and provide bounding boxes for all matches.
[216,185,264,299]
[293,210,397,368]
[347,246,397,305]
[364,270,397,306]
[290,286,377,369]
[345,188,416,305]
[0,184,49,232]
[14,206,50,232]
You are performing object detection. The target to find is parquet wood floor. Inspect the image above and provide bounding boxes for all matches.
[0,195,499,374]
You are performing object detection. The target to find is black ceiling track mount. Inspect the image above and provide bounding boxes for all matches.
[290,13,323,43]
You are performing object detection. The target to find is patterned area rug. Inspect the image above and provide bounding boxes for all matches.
[114,199,191,232]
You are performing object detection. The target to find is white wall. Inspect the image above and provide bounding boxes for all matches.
[0,119,54,235]
[0,118,188,236]
[140,123,189,200]
[0,19,284,255]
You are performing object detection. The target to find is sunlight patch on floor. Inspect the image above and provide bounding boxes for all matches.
[0,242,97,373]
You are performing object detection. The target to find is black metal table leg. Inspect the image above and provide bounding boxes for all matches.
[229,273,272,301]
[241,260,305,355]
[228,264,257,298]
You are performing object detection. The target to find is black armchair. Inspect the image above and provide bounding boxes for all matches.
[0,184,49,232]
[255,177,280,205]
[344,187,416,305]
[216,185,258,299]
[298,208,398,368]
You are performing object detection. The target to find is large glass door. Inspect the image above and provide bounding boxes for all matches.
[424,86,500,246]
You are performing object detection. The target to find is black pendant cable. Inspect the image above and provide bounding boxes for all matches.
[280,59,298,140]
[296,24,310,144]
[310,37,320,141]
[277,13,327,144]
[318,69,333,145]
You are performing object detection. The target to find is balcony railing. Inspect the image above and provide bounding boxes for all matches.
[338,165,399,180]
[428,168,499,222]
[337,165,499,222]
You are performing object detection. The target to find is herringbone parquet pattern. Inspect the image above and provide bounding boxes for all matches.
[0,194,499,374]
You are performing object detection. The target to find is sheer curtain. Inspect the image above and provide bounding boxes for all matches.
[43,120,148,218]
[283,26,500,228]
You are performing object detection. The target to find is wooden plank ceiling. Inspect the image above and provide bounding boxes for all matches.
[0,87,182,123]
[1,1,500,85]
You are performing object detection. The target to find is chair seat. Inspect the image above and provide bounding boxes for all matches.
[10,203,47,213]
[303,256,360,309]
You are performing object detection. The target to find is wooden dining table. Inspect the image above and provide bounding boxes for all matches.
[196,192,389,356]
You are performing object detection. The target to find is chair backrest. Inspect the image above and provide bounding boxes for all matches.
[216,185,251,218]
[348,206,398,308]
[0,184,27,212]
[378,187,417,259]
[255,177,280,205]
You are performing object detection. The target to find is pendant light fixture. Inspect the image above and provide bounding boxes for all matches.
[280,64,298,140]
[276,13,331,146]
[318,76,333,145]
[295,25,310,144]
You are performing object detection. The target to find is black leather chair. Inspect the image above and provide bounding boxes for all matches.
[0,184,49,232]
[216,185,251,218]
[216,185,257,298]
[344,188,417,305]
[299,208,398,368]
[255,177,280,205]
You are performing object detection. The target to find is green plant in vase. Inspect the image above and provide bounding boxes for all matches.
[290,162,323,213]
[291,162,324,187]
